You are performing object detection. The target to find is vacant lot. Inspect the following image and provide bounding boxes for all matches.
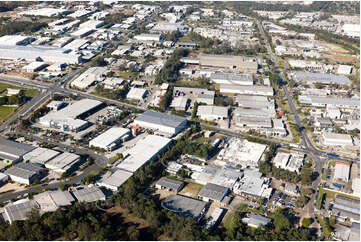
[0,82,39,98]
[0,105,17,123]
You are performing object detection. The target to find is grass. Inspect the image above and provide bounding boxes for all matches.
[0,82,39,98]
[178,181,203,198]
[117,71,139,80]
[223,212,235,229]
[0,106,18,123]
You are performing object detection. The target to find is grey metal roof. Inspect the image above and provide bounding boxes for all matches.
[135,110,187,128]
[198,183,229,202]
[4,200,39,223]
[161,195,207,221]
[16,162,44,173]
[156,177,184,191]
[0,137,35,159]
[210,72,253,83]
[4,166,37,180]
[293,71,351,85]
[72,186,105,203]
[48,190,75,206]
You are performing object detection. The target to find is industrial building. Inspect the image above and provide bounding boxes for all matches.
[71,28,95,38]
[242,214,272,228]
[290,71,351,85]
[22,61,48,72]
[197,105,228,121]
[3,200,40,224]
[156,177,185,193]
[52,37,74,48]
[270,119,287,136]
[161,195,207,222]
[98,169,133,192]
[298,96,359,109]
[45,152,81,174]
[117,135,172,172]
[273,152,304,174]
[126,87,148,100]
[205,208,225,231]
[198,183,229,203]
[210,73,254,85]
[334,162,351,182]
[134,111,187,136]
[233,108,273,129]
[198,54,258,73]
[89,127,130,151]
[134,34,162,42]
[0,137,35,164]
[170,96,189,111]
[23,147,60,165]
[322,132,353,146]
[71,67,107,90]
[337,65,353,75]
[0,35,34,46]
[220,84,274,96]
[4,166,39,185]
[0,45,81,64]
[151,22,189,33]
[71,186,106,203]
[0,172,9,186]
[233,169,273,199]
[79,20,105,29]
[332,195,360,222]
[217,138,267,169]
[20,8,69,17]
[173,87,215,105]
[39,99,104,132]
[33,190,75,212]
[235,95,274,110]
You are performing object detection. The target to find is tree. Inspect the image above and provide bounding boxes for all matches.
[301,168,313,185]
[295,195,309,208]
[301,218,312,228]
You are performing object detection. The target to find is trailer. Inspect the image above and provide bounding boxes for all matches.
[327,153,339,158]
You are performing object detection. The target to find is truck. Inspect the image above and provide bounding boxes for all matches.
[327,153,339,158]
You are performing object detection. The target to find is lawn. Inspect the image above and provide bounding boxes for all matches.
[0,106,18,123]
[0,82,39,98]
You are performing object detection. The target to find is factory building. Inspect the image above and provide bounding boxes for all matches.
[197,105,228,121]
[89,127,130,151]
[117,135,172,173]
[210,72,254,85]
[134,34,162,42]
[198,54,258,73]
[156,177,185,193]
[273,152,304,174]
[0,45,81,64]
[290,71,351,85]
[39,99,104,132]
[98,169,133,192]
[0,35,34,46]
[134,111,187,136]
[161,195,207,222]
[4,200,40,224]
[0,137,35,164]
[220,84,274,96]
[298,96,359,109]
[23,147,60,165]
[4,163,43,185]
[71,67,107,90]
[71,186,106,203]
[322,132,353,146]
[334,162,351,182]
[126,87,148,100]
[22,61,48,73]
[45,152,81,174]
[198,183,229,203]
[332,195,360,222]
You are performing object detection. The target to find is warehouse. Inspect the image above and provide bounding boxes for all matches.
[273,152,304,174]
[234,116,272,129]
[98,169,133,192]
[156,177,185,193]
[233,169,273,199]
[170,96,189,111]
[0,45,81,64]
[173,87,215,105]
[334,162,351,182]
[22,61,48,73]
[39,99,104,132]
[199,54,258,73]
[134,111,187,136]
[0,137,35,164]
[161,195,207,222]
[298,95,359,108]
[134,33,162,42]
[0,172,9,186]
[45,152,81,174]
[332,195,360,222]
[197,105,228,121]
[20,8,69,17]
[52,37,74,48]
[79,20,105,29]
[33,190,75,212]
[210,72,254,85]
[47,62,67,72]
[4,166,38,185]
[71,28,95,38]
[126,87,148,100]
[89,127,130,151]
[71,67,107,90]
[4,200,40,224]
[322,132,353,146]
[71,186,106,203]
[23,147,60,165]
[337,65,353,75]
[117,135,172,173]
[235,95,274,110]
[63,39,88,50]
[220,84,274,96]
[291,71,351,85]
[151,22,189,33]
[198,183,229,203]
[271,119,287,136]
[0,35,34,46]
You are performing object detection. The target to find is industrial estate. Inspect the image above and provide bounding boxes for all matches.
[0,1,359,241]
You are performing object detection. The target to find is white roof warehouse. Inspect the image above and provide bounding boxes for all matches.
[134,111,187,136]
[89,127,130,151]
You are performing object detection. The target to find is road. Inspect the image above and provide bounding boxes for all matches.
[257,20,326,227]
